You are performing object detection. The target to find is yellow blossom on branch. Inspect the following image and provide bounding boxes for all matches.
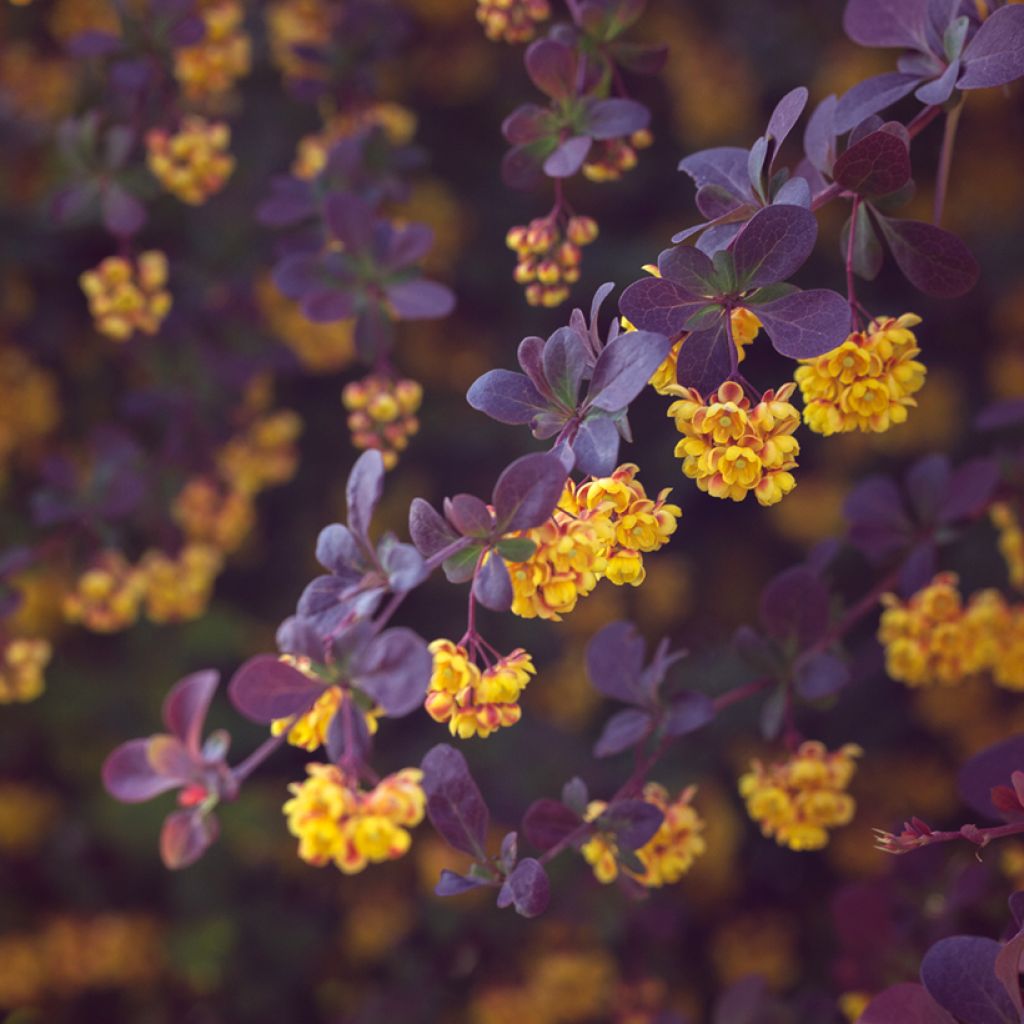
[79,252,172,341]
[0,638,51,704]
[146,116,235,205]
[342,374,422,470]
[476,0,550,43]
[138,543,223,624]
[507,215,597,308]
[173,0,251,102]
[62,550,144,633]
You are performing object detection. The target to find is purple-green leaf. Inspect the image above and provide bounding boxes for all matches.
[571,415,620,478]
[601,798,663,850]
[227,655,324,723]
[525,38,577,100]
[752,288,851,358]
[162,670,219,755]
[473,553,513,612]
[588,330,671,412]
[876,216,979,298]
[467,369,549,425]
[491,453,566,532]
[586,97,650,140]
[497,858,550,917]
[160,809,218,870]
[421,744,489,858]
[732,204,818,289]
[102,738,188,804]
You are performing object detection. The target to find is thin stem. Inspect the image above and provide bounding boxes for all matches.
[906,103,942,141]
[846,196,861,331]
[232,731,291,785]
[933,101,963,226]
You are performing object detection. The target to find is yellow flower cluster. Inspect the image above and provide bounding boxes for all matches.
[507,215,598,308]
[145,115,234,205]
[581,783,706,886]
[283,763,425,874]
[992,502,1024,591]
[878,572,1024,691]
[424,641,534,739]
[216,408,302,495]
[582,129,653,183]
[647,308,762,394]
[739,741,862,851]
[668,380,800,506]
[79,251,172,341]
[342,374,422,470]
[172,476,254,554]
[476,0,550,43]
[0,346,59,474]
[256,276,356,372]
[0,638,51,704]
[0,782,58,852]
[265,0,331,84]
[62,550,144,633]
[795,314,925,435]
[506,464,681,621]
[138,543,223,624]
[173,0,251,103]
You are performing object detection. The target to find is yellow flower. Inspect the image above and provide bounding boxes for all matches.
[992,502,1024,591]
[173,0,251,102]
[217,409,302,495]
[342,374,422,470]
[79,252,172,341]
[138,543,223,624]
[0,346,59,471]
[739,741,862,851]
[283,764,424,873]
[146,116,234,205]
[172,476,254,553]
[795,314,925,435]
[63,550,144,633]
[266,0,331,83]
[0,638,51,704]
[507,215,596,308]
[476,0,550,43]
[669,381,800,506]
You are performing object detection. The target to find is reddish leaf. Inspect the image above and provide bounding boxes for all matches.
[833,127,912,197]
[162,670,219,755]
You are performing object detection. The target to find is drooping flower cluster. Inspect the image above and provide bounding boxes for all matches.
[137,544,223,624]
[78,252,172,341]
[667,381,800,507]
[992,502,1024,591]
[145,116,235,205]
[581,784,706,886]
[342,374,422,470]
[0,638,51,704]
[506,464,681,620]
[507,215,598,308]
[476,0,550,44]
[582,129,653,183]
[282,764,425,874]
[216,409,302,495]
[173,0,252,103]
[739,741,862,851]
[878,572,1024,690]
[795,314,925,435]
[424,641,535,739]
[62,550,145,633]
[172,476,254,555]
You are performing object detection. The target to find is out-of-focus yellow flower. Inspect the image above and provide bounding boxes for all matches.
[173,0,251,102]
[839,991,872,1023]
[146,115,234,205]
[217,409,302,494]
[507,215,597,308]
[582,130,652,183]
[63,550,144,633]
[0,346,59,471]
[796,314,925,435]
[0,782,59,852]
[993,502,1024,591]
[266,0,332,83]
[343,374,422,470]
[340,886,415,963]
[79,252,172,341]
[739,740,861,851]
[668,380,800,507]
[172,476,254,554]
[283,763,424,873]
[507,465,680,620]
[138,543,223,623]
[476,0,549,43]
[0,638,51,703]
[711,912,799,992]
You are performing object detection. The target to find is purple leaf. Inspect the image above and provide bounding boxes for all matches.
[543,136,593,178]
[421,744,489,857]
[409,498,459,557]
[732,204,818,289]
[525,38,577,100]
[977,399,1024,432]
[588,330,672,412]
[586,97,650,140]
[257,178,316,227]
[601,798,663,850]
[618,277,711,338]
[834,72,921,134]
[315,523,365,574]
[346,450,385,543]
[861,983,955,1024]
[446,494,494,537]
[162,670,219,755]
[502,144,545,190]
[380,539,427,591]
[497,858,550,917]
[491,453,566,532]
[665,692,716,736]
[301,288,354,323]
[940,457,1000,524]
[227,655,324,723]
[843,0,929,48]
[752,288,851,358]
[678,146,752,201]
[324,193,374,248]
[585,621,647,705]
[759,566,829,648]
[833,128,912,197]
[607,40,668,75]
[357,627,431,716]
[160,809,218,870]
[995,928,1024,1017]
[325,699,371,764]
[386,280,455,319]
[696,184,745,220]
[542,325,590,405]
[522,799,582,851]
[571,415,620,478]
[899,540,937,596]
[906,452,952,525]
[794,651,850,700]
[101,183,146,237]
[845,476,913,559]
[713,977,772,1024]
[960,5,1024,89]
[272,252,320,300]
[594,707,653,758]
[675,318,732,396]
[842,204,885,280]
[916,58,961,104]
[921,935,1019,1024]
[467,370,549,425]
[804,94,838,174]
[656,245,717,296]
[502,103,550,144]
[774,176,811,207]
[958,735,1024,820]
[876,217,980,298]
[435,870,487,896]
[102,738,187,803]
[765,86,809,159]
[66,30,122,57]
[473,553,513,612]
[387,223,435,269]
[276,617,324,661]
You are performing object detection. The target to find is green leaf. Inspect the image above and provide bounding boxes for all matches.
[495,537,537,563]
[443,544,482,584]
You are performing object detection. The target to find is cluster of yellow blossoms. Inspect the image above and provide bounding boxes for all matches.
[216,408,302,495]
[795,314,925,436]
[172,476,254,555]
[878,572,1024,690]
[582,130,653,183]
[145,116,234,205]
[425,641,535,739]
[265,0,332,85]
[739,741,862,851]
[283,763,425,874]
[992,502,1024,591]
[476,0,550,43]
[0,638,51,704]
[581,783,706,886]
[342,374,422,470]
[507,215,598,308]
[0,346,59,476]
[667,380,801,507]
[506,464,681,620]
[79,251,172,341]
[173,0,251,103]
